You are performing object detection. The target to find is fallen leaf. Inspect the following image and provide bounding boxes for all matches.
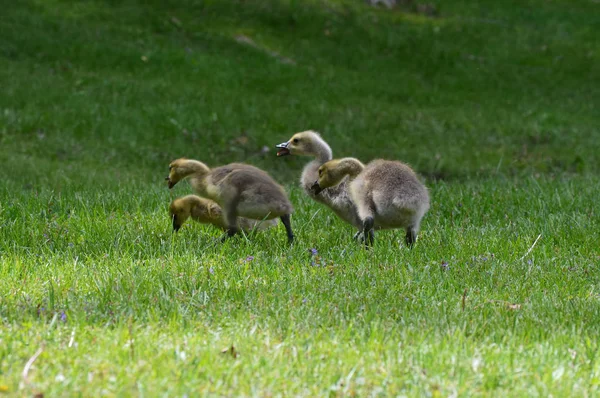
[233,135,249,145]
[471,356,482,372]
[552,366,565,381]
[416,3,438,17]
[221,344,238,358]
[507,303,521,310]
[170,17,182,27]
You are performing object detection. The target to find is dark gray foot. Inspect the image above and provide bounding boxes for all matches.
[221,227,239,243]
[280,214,294,244]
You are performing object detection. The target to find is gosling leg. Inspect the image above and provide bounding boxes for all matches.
[368,228,375,246]
[221,201,240,243]
[280,214,294,244]
[363,216,375,248]
[356,199,376,248]
[405,227,416,248]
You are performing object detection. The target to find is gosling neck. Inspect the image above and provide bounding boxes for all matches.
[180,160,210,179]
[311,136,333,163]
[191,200,221,222]
[316,146,332,163]
[190,199,227,228]
[338,158,365,179]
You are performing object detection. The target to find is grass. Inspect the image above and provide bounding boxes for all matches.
[1,0,600,395]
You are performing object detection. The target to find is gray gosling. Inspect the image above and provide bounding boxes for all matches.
[170,195,278,233]
[276,130,366,239]
[166,158,294,243]
[311,157,429,248]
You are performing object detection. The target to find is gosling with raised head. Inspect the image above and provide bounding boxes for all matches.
[166,158,294,243]
[170,195,278,232]
[311,157,429,248]
[276,131,364,237]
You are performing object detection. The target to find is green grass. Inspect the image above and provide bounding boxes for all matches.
[1,0,600,395]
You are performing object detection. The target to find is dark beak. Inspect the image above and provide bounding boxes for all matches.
[276,141,290,157]
[310,180,323,195]
[165,177,176,189]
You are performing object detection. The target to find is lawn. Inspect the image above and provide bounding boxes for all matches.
[1,0,600,395]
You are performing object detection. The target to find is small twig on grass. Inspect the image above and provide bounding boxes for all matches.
[519,234,542,261]
[235,35,296,65]
[68,328,76,348]
[128,317,135,360]
[307,209,322,226]
[495,154,504,174]
[234,229,251,244]
[20,346,44,390]
[47,312,58,333]
[473,300,521,310]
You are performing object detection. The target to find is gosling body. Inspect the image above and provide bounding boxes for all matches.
[313,158,429,247]
[166,159,294,243]
[169,195,278,232]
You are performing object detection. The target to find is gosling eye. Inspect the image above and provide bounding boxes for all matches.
[318,169,323,176]
[293,138,299,144]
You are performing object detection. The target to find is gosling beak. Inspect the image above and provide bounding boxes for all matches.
[310,180,323,195]
[165,177,176,189]
[276,141,290,157]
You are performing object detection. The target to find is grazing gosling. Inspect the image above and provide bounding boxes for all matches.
[276,130,364,236]
[166,158,294,243]
[169,195,277,232]
[311,158,430,248]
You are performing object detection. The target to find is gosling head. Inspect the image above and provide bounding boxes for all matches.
[276,130,331,158]
[169,196,193,232]
[166,158,186,189]
[169,195,222,232]
[311,158,363,195]
[310,161,338,195]
[165,158,209,189]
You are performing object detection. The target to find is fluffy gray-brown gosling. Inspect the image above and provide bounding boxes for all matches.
[311,157,429,248]
[166,158,294,243]
[169,195,277,232]
[276,130,366,239]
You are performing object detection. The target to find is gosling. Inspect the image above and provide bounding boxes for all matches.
[311,158,429,248]
[170,195,278,233]
[166,158,294,243]
[276,130,365,238]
